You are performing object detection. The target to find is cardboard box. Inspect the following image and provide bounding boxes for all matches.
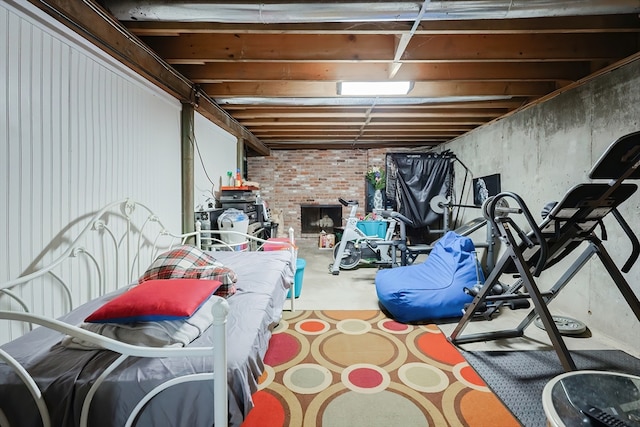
[319,231,335,249]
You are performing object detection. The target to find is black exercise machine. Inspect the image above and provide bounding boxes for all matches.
[449,130,640,372]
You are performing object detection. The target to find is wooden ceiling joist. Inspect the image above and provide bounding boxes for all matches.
[178,61,591,83]
[144,33,637,64]
[28,1,640,151]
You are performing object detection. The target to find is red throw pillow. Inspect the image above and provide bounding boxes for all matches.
[85,279,221,323]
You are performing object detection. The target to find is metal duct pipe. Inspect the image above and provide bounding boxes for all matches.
[103,0,640,23]
[215,96,513,106]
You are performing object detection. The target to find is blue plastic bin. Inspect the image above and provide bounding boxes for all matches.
[356,221,388,238]
[287,258,306,298]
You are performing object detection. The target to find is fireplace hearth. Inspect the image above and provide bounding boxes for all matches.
[300,204,342,234]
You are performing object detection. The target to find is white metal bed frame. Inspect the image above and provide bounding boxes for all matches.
[0,198,295,427]
[194,221,298,311]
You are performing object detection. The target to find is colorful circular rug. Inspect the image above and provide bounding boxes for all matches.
[241,310,521,426]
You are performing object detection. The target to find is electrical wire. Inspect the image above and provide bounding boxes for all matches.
[80,0,221,206]
[188,119,218,205]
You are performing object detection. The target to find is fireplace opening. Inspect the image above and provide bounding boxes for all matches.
[300,204,342,234]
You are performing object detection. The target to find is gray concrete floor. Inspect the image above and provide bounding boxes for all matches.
[294,241,382,311]
[291,240,631,355]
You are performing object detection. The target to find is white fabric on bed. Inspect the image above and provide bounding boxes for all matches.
[61,294,219,349]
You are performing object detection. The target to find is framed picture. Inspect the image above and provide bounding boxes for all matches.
[473,174,501,206]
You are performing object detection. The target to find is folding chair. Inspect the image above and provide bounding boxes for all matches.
[449,130,640,372]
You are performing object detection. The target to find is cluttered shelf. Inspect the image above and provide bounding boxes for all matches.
[195,186,280,250]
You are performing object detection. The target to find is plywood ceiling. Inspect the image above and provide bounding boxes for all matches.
[26,1,640,154]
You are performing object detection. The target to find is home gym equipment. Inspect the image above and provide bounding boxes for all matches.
[533,315,587,335]
[329,198,502,276]
[385,152,455,230]
[375,231,483,323]
[329,198,413,274]
[427,194,521,273]
[449,130,640,372]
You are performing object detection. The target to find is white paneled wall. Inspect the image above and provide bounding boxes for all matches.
[1,2,183,342]
[194,112,237,210]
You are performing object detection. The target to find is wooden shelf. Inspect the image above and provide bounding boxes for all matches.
[220,186,259,191]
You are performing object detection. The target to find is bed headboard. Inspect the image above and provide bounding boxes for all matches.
[0,198,192,343]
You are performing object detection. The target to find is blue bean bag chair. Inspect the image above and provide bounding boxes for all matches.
[375,231,482,323]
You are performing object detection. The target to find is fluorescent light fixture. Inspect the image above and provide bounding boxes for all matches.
[337,81,413,96]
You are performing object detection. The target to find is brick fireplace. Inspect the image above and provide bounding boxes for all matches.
[246,147,393,242]
[300,204,342,234]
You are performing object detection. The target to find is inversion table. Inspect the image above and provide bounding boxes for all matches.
[449,130,640,372]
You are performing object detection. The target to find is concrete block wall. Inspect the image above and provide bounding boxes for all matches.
[442,58,640,353]
[247,148,391,241]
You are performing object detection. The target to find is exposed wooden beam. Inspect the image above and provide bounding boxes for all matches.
[403,33,637,62]
[143,33,637,63]
[176,61,591,82]
[250,125,476,132]
[145,33,395,62]
[251,130,464,137]
[241,118,488,126]
[266,140,444,149]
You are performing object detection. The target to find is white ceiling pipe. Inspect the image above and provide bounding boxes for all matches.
[215,95,513,106]
[390,0,431,78]
[103,0,640,23]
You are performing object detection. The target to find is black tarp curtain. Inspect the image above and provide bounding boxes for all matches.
[386,152,454,228]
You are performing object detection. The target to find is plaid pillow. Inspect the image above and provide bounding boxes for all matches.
[139,245,237,298]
